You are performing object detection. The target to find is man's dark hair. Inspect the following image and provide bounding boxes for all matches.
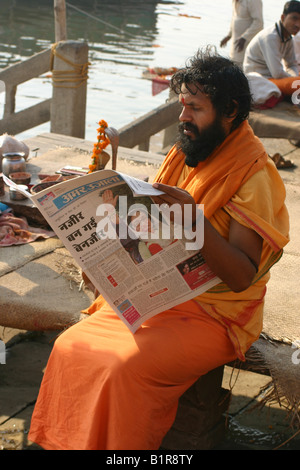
[283,1,300,15]
[170,47,252,131]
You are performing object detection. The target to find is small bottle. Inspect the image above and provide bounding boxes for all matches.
[2,152,26,177]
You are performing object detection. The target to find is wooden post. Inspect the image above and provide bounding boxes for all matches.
[50,41,88,138]
[161,366,231,450]
[54,0,67,42]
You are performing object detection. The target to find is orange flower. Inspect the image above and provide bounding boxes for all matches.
[89,120,110,173]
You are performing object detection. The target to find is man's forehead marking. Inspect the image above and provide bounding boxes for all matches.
[180,91,201,105]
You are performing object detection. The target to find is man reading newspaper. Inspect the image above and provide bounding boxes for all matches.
[29,48,289,450]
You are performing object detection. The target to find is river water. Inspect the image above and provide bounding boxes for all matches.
[0,0,288,141]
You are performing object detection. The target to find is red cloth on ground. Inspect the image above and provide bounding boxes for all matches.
[0,213,55,246]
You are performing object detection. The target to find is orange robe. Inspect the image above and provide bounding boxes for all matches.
[28,121,289,450]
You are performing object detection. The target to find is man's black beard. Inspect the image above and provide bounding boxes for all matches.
[178,117,228,167]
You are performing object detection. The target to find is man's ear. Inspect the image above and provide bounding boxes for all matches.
[228,99,238,119]
[222,100,238,133]
[224,99,238,124]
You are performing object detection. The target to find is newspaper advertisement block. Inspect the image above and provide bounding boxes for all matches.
[3,171,220,333]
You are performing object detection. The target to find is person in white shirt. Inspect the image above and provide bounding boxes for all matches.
[293,31,300,65]
[220,0,263,67]
[243,1,300,108]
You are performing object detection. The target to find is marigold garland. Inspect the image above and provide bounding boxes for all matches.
[89,119,110,173]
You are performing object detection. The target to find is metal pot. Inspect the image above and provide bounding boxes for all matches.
[2,152,26,177]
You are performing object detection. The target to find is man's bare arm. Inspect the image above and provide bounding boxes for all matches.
[152,183,262,292]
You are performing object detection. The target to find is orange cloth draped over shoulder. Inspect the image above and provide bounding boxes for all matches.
[155,120,267,218]
[28,120,289,451]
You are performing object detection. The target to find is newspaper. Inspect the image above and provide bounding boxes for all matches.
[3,171,220,333]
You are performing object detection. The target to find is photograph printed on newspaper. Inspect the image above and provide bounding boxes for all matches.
[5,170,220,333]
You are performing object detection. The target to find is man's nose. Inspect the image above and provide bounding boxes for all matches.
[179,106,191,122]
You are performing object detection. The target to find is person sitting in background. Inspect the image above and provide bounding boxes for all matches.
[243,1,300,109]
[28,48,289,451]
[220,0,263,67]
[293,30,300,65]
